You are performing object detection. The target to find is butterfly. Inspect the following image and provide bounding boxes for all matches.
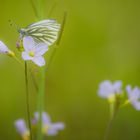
[17,19,61,46]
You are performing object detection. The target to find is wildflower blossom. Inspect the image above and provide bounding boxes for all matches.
[33,112,65,136]
[22,36,48,67]
[15,119,29,140]
[0,41,15,57]
[126,85,140,110]
[98,80,122,102]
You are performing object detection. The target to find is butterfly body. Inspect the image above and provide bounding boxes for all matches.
[19,20,60,46]
[18,28,29,36]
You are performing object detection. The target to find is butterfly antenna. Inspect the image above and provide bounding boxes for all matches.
[8,20,20,31]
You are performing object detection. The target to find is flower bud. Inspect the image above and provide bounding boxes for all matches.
[16,39,24,52]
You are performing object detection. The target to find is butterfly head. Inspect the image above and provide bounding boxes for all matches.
[18,28,28,37]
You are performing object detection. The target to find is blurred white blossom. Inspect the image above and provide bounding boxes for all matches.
[126,85,140,110]
[15,119,29,140]
[98,80,122,101]
[33,112,65,136]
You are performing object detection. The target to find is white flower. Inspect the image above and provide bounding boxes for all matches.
[98,80,122,99]
[22,36,48,67]
[15,119,29,139]
[33,112,65,136]
[0,41,15,57]
[0,41,9,54]
[126,85,140,110]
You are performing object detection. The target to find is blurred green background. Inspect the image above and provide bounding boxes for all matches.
[0,0,140,140]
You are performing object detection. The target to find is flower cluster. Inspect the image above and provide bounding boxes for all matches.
[0,19,60,67]
[98,80,140,111]
[15,112,65,140]
[0,36,49,67]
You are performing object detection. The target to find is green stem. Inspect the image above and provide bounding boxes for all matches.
[103,117,114,140]
[30,0,44,20]
[47,11,67,69]
[30,67,39,92]
[56,11,67,46]
[31,0,45,140]
[14,56,24,68]
[31,72,39,92]
[25,62,33,140]
[29,2,67,140]
[30,0,38,19]
[36,0,44,20]
[103,100,119,140]
[36,13,67,137]
[47,1,58,17]
[37,67,46,140]
[35,0,45,140]
[103,107,117,140]
[120,100,130,108]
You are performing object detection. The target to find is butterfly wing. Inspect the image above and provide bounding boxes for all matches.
[25,20,60,46]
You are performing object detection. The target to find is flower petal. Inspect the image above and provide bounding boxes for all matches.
[126,85,140,110]
[113,81,122,94]
[126,85,132,98]
[0,41,9,54]
[98,80,114,98]
[15,119,28,136]
[34,112,51,125]
[35,43,49,56]
[23,36,35,52]
[32,56,45,67]
[126,85,140,101]
[47,129,58,136]
[50,122,65,130]
[42,112,51,124]
[132,101,140,110]
[22,52,32,60]
[47,123,65,136]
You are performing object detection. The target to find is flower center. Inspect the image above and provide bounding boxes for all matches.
[42,125,49,134]
[108,94,115,103]
[29,51,35,57]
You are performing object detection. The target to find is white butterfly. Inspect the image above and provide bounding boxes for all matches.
[18,19,60,46]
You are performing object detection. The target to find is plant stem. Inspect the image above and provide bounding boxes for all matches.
[103,102,119,140]
[47,11,67,69]
[30,0,38,19]
[25,62,33,140]
[14,56,24,68]
[31,0,45,140]
[36,0,44,20]
[29,1,67,140]
[31,71,39,92]
[56,11,67,46]
[30,67,39,92]
[103,116,114,140]
[37,67,46,140]
[47,1,58,17]
[36,11,67,139]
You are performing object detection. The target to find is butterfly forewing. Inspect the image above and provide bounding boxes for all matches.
[24,20,60,46]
